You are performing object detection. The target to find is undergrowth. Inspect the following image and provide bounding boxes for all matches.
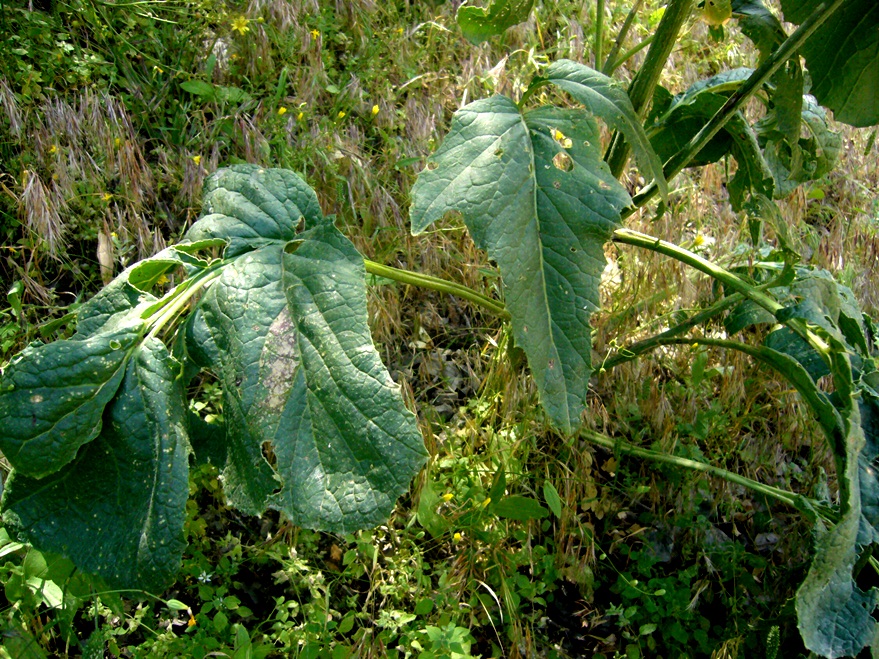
[0,0,876,657]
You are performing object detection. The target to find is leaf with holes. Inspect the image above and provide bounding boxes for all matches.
[410,97,630,433]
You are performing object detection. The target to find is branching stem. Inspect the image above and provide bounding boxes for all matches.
[580,428,837,522]
[363,259,510,321]
[627,0,847,210]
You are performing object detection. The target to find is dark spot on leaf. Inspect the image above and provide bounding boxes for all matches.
[548,359,555,369]
[553,180,561,189]
[295,216,305,233]
[285,240,304,254]
[494,148,504,158]
[426,161,438,171]
[570,247,577,252]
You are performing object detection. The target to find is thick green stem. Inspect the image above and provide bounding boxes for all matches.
[144,267,223,340]
[363,259,511,321]
[581,428,837,522]
[628,0,847,210]
[602,0,646,74]
[594,0,605,70]
[610,227,831,357]
[606,0,696,177]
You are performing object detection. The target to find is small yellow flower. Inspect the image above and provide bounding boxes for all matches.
[396,27,404,35]
[231,16,250,36]
[337,110,346,119]
[114,137,121,147]
[102,192,113,202]
[277,106,287,116]
[48,144,57,155]
[297,111,304,121]
[152,65,163,75]
[191,155,201,165]
[371,104,380,116]
[441,492,454,502]
[156,274,169,285]
[311,29,320,39]
[481,497,491,507]
[453,532,463,542]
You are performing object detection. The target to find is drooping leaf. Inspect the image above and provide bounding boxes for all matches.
[757,95,840,197]
[1,339,190,591]
[545,60,668,202]
[410,98,631,433]
[780,0,879,127]
[272,223,427,530]
[185,164,324,256]
[187,246,291,515]
[797,404,879,658]
[456,0,535,44]
[732,0,803,150]
[0,324,143,478]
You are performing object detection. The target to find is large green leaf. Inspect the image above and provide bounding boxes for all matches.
[188,246,290,514]
[0,165,427,591]
[410,97,630,433]
[780,0,879,127]
[0,324,143,478]
[274,223,428,531]
[185,164,324,256]
[1,339,190,591]
[456,0,535,44]
[188,225,427,529]
[797,402,879,658]
[545,60,668,203]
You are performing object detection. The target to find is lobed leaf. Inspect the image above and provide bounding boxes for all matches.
[545,60,668,203]
[780,0,879,127]
[0,324,143,478]
[410,96,630,433]
[274,223,428,531]
[185,164,324,256]
[1,339,190,591]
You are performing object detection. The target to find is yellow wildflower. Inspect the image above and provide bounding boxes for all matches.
[396,27,404,35]
[102,192,113,202]
[371,104,380,116]
[231,16,250,36]
[156,274,169,285]
[481,497,491,507]
[191,155,201,165]
[277,106,287,116]
[311,29,320,39]
[114,137,121,147]
[297,111,304,121]
[337,110,346,119]
[48,144,57,155]
[453,532,463,542]
[441,492,454,502]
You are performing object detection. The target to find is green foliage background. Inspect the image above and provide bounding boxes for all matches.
[0,0,877,657]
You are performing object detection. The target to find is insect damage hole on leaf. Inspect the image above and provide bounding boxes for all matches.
[552,152,574,171]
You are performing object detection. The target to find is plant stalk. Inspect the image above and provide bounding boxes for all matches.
[606,0,696,177]
[364,259,511,321]
[594,0,605,70]
[602,0,646,74]
[580,428,838,522]
[601,291,743,370]
[627,0,847,210]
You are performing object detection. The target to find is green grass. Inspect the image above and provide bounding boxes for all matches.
[0,0,875,657]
